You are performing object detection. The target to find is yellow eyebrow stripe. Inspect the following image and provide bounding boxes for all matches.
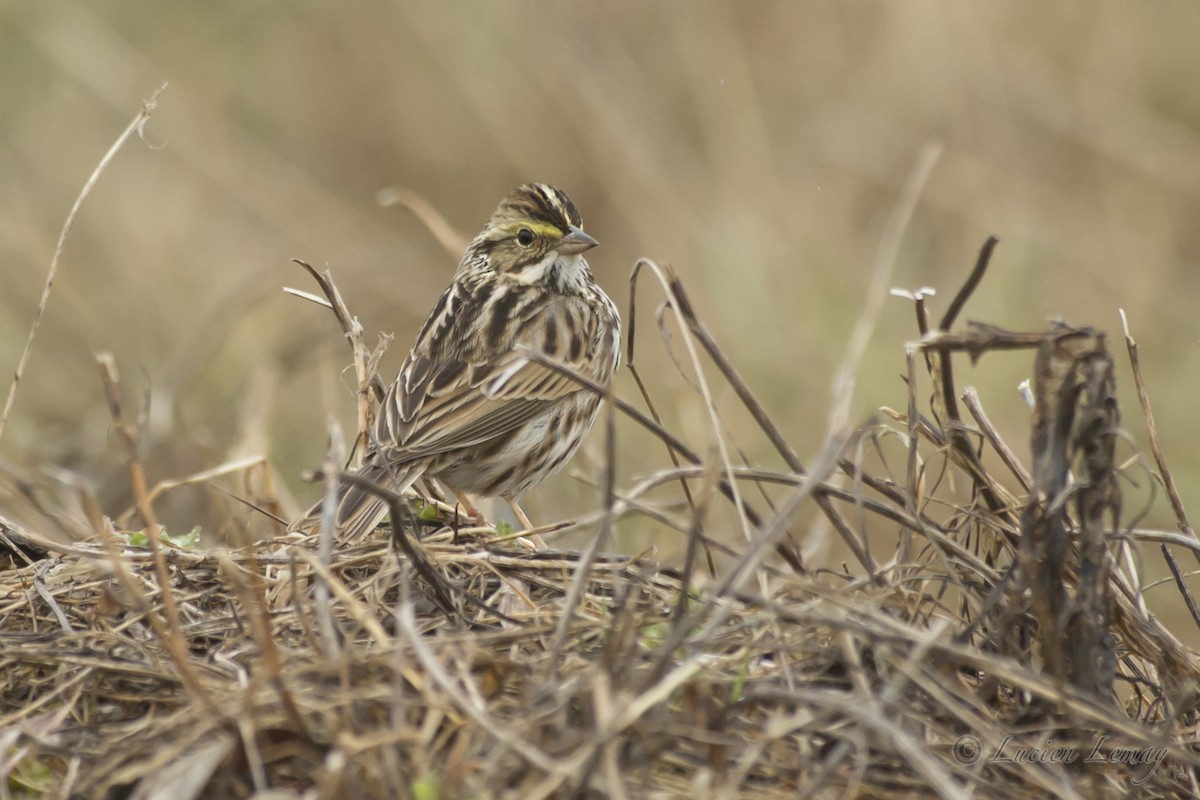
[506,221,563,238]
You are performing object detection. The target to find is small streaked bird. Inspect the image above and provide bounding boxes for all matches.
[293,183,621,540]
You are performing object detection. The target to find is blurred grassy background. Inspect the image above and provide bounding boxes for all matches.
[2,3,1199,587]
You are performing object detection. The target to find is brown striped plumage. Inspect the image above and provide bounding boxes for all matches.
[293,184,621,540]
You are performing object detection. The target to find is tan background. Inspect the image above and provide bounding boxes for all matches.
[2,4,1198,581]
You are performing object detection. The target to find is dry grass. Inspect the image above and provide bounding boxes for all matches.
[2,229,1200,797]
[6,5,1200,553]
[5,8,1200,797]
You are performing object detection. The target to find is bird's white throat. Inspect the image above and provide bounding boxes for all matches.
[513,251,590,292]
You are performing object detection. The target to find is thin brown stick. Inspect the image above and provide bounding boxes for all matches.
[962,386,1033,492]
[632,260,817,571]
[288,259,387,464]
[96,352,214,714]
[376,186,467,257]
[1120,310,1197,543]
[519,347,805,573]
[919,325,1054,355]
[1120,310,1200,632]
[0,85,166,445]
[624,270,709,570]
[673,452,720,626]
[627,260,760,557]
[637,259,802,472]
[548,397,619,677]
[1159,545,1200,633]
[644,259,897,575]
[900,348,921,567]
[938,235,999,331]
[917,239,1013,520]
[315,419,344,657]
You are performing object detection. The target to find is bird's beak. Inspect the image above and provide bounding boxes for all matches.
[558,225,599,255]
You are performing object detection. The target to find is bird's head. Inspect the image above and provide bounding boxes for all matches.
[465,183,598,288]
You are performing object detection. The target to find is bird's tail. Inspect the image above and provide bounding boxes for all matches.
[289,460,423,542]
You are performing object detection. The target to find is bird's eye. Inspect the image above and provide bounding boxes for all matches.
[516,228,535,247]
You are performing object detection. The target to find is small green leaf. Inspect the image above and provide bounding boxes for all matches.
[8,751,54,794]
[640,621,668,649]
[730,654,751,703]
[164,527,201,548]
[411,771,440,800]
[123,527,201,549]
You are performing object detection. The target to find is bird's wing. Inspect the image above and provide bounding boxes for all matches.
[375,288,607,463]
[397,356,579,454]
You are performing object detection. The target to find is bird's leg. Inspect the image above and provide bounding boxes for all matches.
[444,485,486,526]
